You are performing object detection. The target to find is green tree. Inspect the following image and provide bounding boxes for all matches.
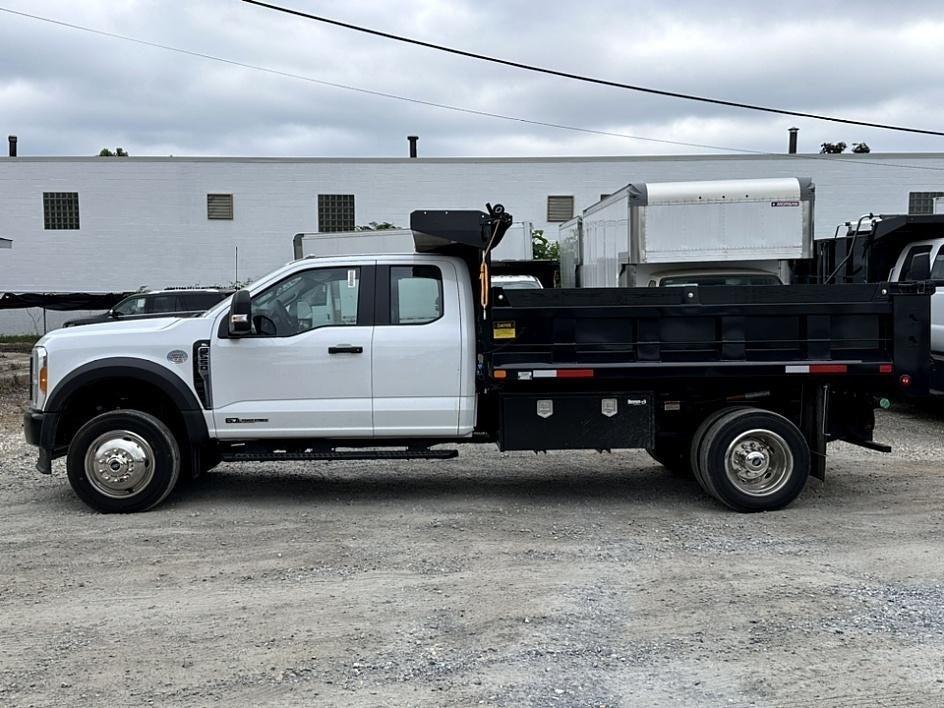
[819,142,847,154]
[98,147,129,157]
[531,229,559,260]
[355,221,400,231]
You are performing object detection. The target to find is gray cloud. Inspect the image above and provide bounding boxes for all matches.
[0,0,942,158]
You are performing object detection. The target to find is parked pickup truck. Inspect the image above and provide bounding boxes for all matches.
[814,213,944,392]
[24,205,932,514]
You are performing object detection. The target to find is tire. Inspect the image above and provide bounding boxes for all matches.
[66,409,181,513]
[689,406,748,492]
[646,445,691,476]
[696,408,810,512]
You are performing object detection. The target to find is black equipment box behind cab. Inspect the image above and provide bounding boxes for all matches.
[499,393,654,451]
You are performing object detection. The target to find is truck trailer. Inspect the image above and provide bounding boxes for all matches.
[561,178,814,288]
[24,204,931,515]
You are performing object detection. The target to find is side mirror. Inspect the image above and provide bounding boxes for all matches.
[228,289,252,336]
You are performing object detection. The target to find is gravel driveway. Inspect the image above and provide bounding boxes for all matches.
[1,395,943,707]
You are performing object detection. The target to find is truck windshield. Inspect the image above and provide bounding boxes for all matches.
[660,274,781,287]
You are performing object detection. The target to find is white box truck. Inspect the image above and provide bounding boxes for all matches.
[564,178,814,288]
[293,222,534,261]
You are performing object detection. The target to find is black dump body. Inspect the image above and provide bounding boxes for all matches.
[813,214,944,285]
[482,282,931,457]
[486,283,929,391]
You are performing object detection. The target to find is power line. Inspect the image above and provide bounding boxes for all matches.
[1,5,944,174]
[242,0,944,139]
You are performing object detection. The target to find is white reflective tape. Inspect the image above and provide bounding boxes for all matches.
[532,370,557,378]
[785,365,810,374]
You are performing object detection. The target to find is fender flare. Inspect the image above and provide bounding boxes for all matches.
[42,357,209,452]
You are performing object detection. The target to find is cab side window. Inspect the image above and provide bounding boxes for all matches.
[899,245,933,281]
[114,296,146,316]
[251,267,360,336]
[390,265,442,325]
[931,248,944,281]
[146,294,176,313]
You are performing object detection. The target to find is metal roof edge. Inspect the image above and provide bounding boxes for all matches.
[1,152,944,164]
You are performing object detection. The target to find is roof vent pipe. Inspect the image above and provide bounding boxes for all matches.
[407,135,418,158]
[788,127,798,154]
[8,135,16,157]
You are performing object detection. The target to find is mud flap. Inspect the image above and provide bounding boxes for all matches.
[802,384,827,481]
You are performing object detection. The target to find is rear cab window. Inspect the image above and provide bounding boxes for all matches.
[390,265,443,325]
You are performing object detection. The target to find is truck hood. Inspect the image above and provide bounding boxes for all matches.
[39,315,205,347]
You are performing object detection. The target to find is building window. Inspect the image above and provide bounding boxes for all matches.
[43,192,80,230]
[908,191,944,215]
[207,193,234,220]
[318,194,355,232]
[547,195,575,222]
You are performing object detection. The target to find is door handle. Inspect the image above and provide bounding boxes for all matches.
[328,345,363,354]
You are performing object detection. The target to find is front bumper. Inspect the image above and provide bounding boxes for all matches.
[23,409,53,474]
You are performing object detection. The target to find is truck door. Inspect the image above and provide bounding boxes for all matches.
[894,243,943,355]
[211,264,375,438]
[371,262,463,436]
[929,243,944,356]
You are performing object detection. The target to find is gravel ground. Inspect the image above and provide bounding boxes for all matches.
[1,391,943,707]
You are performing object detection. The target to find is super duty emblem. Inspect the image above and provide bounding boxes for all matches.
[225,417,269,424]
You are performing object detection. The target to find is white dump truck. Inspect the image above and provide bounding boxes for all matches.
[560,178,814,288]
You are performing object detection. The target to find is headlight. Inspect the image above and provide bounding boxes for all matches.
[31,346,48,409]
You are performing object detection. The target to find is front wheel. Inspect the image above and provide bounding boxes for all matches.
[694,408,810,512]
[66,409,181,513]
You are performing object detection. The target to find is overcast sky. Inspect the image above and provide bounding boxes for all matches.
[1,0,943,158]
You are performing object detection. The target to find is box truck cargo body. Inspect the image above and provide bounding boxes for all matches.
[568,178,814,288]
[294,222,534,261]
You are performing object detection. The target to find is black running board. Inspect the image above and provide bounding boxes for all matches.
[220,448,459,463]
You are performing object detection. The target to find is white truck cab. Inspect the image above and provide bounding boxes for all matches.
[888,237,944,361]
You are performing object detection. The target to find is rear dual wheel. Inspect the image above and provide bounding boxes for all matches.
[690,407,810,512]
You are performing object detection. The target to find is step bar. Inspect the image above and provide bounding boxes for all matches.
[220,447,459,463]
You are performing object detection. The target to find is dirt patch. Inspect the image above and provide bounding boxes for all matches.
[1,401,943,706]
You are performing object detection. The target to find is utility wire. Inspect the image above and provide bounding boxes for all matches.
[2,5,944,173]
[242,0,944,138]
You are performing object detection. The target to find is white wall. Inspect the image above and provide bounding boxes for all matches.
[1,153,943,333]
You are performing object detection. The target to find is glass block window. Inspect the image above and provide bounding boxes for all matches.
[908,191,944,215]
[547,195,575,222]
[43,192,80,230]
[318,194,355,232]
[207,193,234,220]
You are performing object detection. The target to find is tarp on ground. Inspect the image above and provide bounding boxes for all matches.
[0,292,134,311]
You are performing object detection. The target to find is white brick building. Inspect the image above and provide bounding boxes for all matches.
[1,153,943,333]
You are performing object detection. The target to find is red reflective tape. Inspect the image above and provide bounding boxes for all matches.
[810,364,848,374]
[556,369,594,378]
[879,364,893,374]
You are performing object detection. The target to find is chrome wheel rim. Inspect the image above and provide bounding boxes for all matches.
[84,430,155,499]
[724,429,793,497]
